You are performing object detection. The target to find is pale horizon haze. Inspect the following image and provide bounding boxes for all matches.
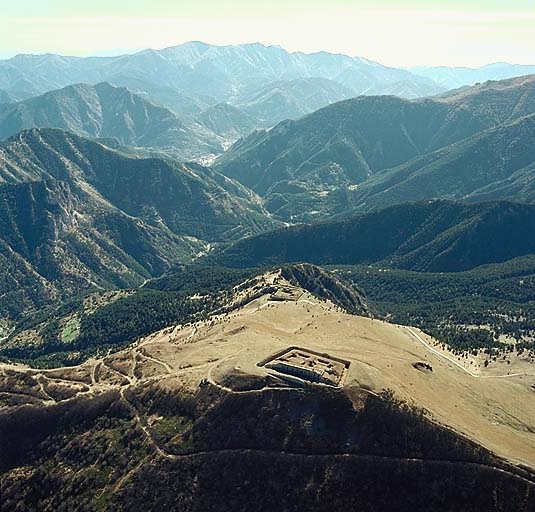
[0,0,533,68]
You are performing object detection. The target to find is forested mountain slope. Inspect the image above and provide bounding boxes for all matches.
[209,200,535,272]
[215,75,535,221]
[0,128,276,319]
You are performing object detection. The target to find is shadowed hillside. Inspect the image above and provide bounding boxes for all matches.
[0,128,277,320]
[215,75,535,221]
[209,200,535,272]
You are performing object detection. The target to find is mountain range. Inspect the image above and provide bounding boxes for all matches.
[0,128,276,318]
[3,42,535,162]
[1,63,535,323]
[0,82,226,160]
[0,42,452,152]
[412,62,535,90]
[231,77,356,127]
[3,43,535,114]
[347,112,535,213]
[215,74,535,221]
[209,200,535,273]
[0,42,445,104]
[195,103,258,142]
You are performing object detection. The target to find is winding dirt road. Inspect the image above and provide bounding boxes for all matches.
[405,327,534,379]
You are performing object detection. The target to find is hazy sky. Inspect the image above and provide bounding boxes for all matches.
[1,0,534,67]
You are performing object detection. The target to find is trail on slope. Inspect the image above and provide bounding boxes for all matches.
[405,327,534,379]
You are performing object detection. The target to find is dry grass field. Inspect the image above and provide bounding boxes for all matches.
[1,274,534,469]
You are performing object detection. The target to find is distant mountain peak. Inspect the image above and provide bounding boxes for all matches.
[0,81,225,160]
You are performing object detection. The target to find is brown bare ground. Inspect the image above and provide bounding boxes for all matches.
[1,280,534,469]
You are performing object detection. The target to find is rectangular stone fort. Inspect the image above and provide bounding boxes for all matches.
[259,347,350,387]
